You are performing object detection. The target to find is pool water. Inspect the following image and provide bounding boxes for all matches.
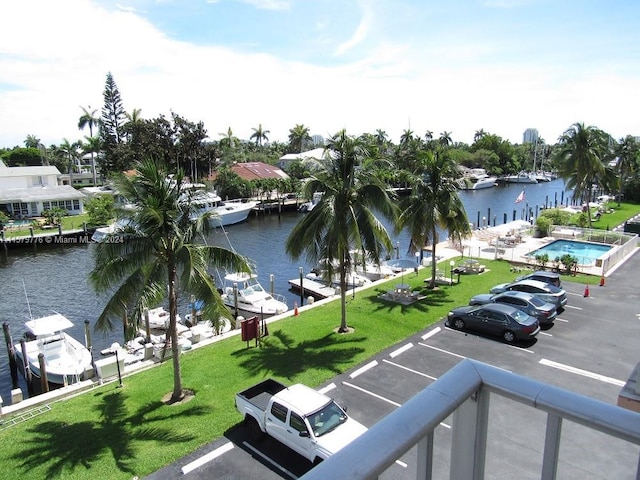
[528,239,612,265]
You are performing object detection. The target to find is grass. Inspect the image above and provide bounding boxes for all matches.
[589,201,640,230]
[0,258,594,479]
[2,214,91,238]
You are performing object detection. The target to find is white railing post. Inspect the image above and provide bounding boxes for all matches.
[542,413,562,480]
[450,387,490,480]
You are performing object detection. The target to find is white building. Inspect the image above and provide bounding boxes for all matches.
[278,147,333,170]
[0,161,85,219]
[522,128,539,144]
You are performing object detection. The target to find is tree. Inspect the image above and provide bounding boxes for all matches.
[397,147,471,288]
[78,105,100,185]
[288,124,311,153]
[285,130,396,333]
[555,123,617,227]
[24,134,41,149]
[250,123,270,147]
[84,194,114,226]
[89,158,249,403]
[474,129,486,142]
[439,131,453,147]
[614,135,639,206]
[57,139,81,186]
[99,72,127,177]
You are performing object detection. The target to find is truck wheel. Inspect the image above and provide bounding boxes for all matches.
[245,416,264,442]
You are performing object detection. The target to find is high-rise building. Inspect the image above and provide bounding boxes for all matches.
[523,128,539,144]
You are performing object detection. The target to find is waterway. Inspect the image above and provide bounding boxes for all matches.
[0,179,572,402]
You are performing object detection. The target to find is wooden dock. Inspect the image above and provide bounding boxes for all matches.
[288,278,336,300]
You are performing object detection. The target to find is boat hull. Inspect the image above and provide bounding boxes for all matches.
[210,201,257,227]
[16,336,92,385]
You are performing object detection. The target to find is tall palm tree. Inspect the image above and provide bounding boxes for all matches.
[399,129,414,147]
[24,134,41,149]
[58,138,81,186]
[285,130,396,333]
[250,123,270,147]
[288,124,311,153]
[78,105,100,186]
[89,158,249,403]
[614,135,639,206]
[555,122,616,227]
[474,129,486,142]
[397,148,471,288]
[219,127,237,151]
[439,131,453,147]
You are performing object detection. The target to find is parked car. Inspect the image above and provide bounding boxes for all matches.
[468,291,557,325]
[515,270,562,288]
[447,303,540,343]
[490,279,567,310]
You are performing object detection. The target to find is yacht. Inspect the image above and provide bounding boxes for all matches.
[16,313,93,386]
[503,172,538,184]
[460,169,497,190]
[189,190,257,227]
[221,272,289,319]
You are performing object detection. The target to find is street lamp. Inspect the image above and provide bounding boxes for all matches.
[450,260,455,285]
[415,251,420,275]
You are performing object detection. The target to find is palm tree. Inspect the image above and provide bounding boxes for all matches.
[285,130,396,333]
[58,138,81,186]
[219,127,237,151]
[24,134,41,149]
[89,158,249,403]
[78,105,100,186]
[288,124,311,153]
[614,135,639,206]
[397,148,471,289]
[474,129,486,142]
[439,131,453,147]
[555,123,616,227]
[250,123,270,147]
[399,129,414,147]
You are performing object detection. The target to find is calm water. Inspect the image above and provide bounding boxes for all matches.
[527,239,613,265]
[0,179,572,402]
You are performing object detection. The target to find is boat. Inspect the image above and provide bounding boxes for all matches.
[189,190,258,227]
[221,272,289,319]
[298,191,323,213]
[305,269,372,288]
[15,313,93,386]
[349,250,396,280]
[460,169,498,190]
[503,172,538,184]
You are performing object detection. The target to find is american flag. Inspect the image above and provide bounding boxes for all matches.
[515,190,525,204]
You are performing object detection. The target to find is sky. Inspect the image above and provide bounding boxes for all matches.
[1,0,639,149]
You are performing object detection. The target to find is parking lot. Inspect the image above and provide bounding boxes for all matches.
[147,250,640,480]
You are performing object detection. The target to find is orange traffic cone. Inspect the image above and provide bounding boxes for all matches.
[294,302,299,316]
[599,275,605,286]
[583,284,590,297]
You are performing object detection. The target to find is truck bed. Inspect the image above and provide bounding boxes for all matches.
[237,379,287,412]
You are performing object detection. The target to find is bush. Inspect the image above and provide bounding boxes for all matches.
[540,208,571,225]
[535,216,551,237]
[85,195,115,226]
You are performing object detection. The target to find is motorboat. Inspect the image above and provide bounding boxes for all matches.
[221,272,289,319]
[298,192,323,213]
[503,172,538,184]
[349,250,396,280]
[460,169,497,190]
[15,313,93,386]
[189,190,258,227]
[305,269,372,288]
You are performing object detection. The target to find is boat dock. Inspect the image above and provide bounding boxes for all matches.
[288,278,336,300]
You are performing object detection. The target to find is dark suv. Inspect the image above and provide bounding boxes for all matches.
[516,270,561,288]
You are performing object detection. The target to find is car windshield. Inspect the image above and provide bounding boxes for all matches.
[545,284,561,293]
[511,309,532,325]
[308,401,348,437]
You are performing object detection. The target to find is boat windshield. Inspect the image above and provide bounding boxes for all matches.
[307,401,348,437]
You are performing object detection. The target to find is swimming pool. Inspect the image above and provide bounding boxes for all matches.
[528,239,613,265]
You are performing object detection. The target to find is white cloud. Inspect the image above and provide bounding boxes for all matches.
[334,1,374,56]
[239,0,292,10]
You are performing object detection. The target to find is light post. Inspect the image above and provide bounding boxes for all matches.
[111,343,123,388]
[299,267,304,306]
[396,242,400,259]
[415,251,420,275]
[450,260,455,285]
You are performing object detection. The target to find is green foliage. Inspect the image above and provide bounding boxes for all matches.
[42,207,66,225]
[576,212,589,228]
[539,208,571,225]
[214,168,252,199]
[1,147,45,166]
[0,210,9,225]
[556,254,578,275]
[534,252,549,269]
[84,195,115,226]
[535,216,551,237]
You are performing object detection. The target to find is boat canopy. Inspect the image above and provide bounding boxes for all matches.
[24,313,74,338]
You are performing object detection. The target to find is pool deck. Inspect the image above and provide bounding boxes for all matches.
[450,220,638,277]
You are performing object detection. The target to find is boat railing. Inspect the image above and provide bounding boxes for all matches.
[270,293,288,306]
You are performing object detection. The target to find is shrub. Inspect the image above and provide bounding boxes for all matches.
[535,216,551,237]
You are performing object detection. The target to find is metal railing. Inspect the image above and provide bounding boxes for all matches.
[301,359,640,480]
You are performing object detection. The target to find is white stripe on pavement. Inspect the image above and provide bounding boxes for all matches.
[418,342,467,359]
[181,442,234,475]
[421,327,441,340]
[539,359,625,387]
[382,359,438,380]
[349,360,378,378]
[390,343,414,358]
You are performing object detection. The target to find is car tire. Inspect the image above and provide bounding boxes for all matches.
[502,330,516,343]
[453,318,465,330]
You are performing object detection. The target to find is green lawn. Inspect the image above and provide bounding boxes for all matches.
[590,201,640,230]
[2,214,91,238]
[0,259,595,479]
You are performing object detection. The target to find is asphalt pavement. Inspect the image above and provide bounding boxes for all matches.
[146,248,640,480]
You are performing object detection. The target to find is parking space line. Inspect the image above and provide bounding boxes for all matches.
[181,442,234,475]
[567,292,585,297]
[396,460,408,468]
[421,327,441,340]
[539,331,552,337]
[242,442,299,479]
[539,359,626,387]
[555,318,569,323]
[343,381,401,407]
[418,342,467,359]
[349,360,378,378]
[390,343,414,358]
[564,305,582,310]
[318,383,337,395]
[382,359,438,380]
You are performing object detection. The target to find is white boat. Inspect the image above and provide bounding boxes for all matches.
[298,192,323,213]
[305,270,372,288]
[460,169,498,190]
[503,172,538,184]
[189,190,258,227]
[15,313,93,385]
[349,250,396,280]
[221,272,289,319]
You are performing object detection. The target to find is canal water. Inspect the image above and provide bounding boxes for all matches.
[0,179,572,402]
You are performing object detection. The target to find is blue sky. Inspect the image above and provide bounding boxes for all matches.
[0,0,638,148]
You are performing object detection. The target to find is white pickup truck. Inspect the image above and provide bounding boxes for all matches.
[235,379,367,465]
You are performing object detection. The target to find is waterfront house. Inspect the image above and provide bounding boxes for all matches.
[0,160,85,220]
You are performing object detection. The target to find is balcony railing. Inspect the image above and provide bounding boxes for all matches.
[301,359,640,480]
